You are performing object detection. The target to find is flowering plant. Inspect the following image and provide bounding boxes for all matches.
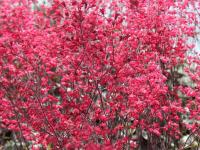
[0,0,199,149]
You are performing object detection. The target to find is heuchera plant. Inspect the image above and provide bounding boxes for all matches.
[0,0,199,149]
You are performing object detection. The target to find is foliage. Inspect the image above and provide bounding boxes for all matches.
[0,0,200,149]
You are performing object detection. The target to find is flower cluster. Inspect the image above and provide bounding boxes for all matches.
[0,0,199,149]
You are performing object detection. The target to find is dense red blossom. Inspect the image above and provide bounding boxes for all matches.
[0,0,199,149]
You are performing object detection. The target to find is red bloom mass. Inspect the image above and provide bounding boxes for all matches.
[0,0,199,149]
